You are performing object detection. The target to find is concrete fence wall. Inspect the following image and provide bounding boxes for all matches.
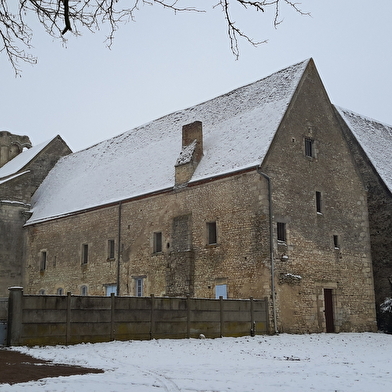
[0,297,8,345]
[7,288,269,346]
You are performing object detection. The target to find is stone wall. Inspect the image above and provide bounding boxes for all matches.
[336,109,392,331]
[23,62,377,334]
[25,170,272,303]
[0,202,29,296]
[0,136,72,204]
[0,136,71,296]
[261,61,376,333]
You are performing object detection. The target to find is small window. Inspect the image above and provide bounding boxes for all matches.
[333,235,340,249]
[207,221,217,245]
[82,244,89,264]
[135,278,144,297]
[108,239,115,259]
[40,251,47,271]
[105,284,117,296]
[215,284,227,299]
[80,285,88,296]
[277,222,286,242]
[153,232,162,253]
[305,138,314,157]
[39,289,45,295]
[57,288,64,295]
[316,191,322,213]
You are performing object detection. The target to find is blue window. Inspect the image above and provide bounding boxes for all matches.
[215,284,227,299]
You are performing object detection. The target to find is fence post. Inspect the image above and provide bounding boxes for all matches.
[264,296,270,334]
[7,287,23,346]
[110,292,115,341]
[150,294,155,340]
[250,297,255,337]
[219,296,224,338]
[186,295,191,339]
[66,292,71,345]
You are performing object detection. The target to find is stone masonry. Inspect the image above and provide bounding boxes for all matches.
[24,61,377,334]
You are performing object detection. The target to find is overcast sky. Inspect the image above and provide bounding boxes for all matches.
[1,0,391,152]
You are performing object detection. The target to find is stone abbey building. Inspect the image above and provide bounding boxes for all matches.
[1,59,391,333]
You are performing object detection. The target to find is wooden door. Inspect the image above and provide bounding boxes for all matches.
[324,288,335,333]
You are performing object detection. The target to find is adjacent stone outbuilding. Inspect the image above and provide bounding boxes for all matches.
[0,135,71,296]
[335,107,392,331]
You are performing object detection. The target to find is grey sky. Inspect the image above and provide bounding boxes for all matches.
[1,0,391,152]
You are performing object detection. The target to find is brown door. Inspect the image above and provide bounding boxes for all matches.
[324,289,335,333]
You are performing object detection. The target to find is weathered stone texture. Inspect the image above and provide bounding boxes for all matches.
[23,62,377,334]
[0,202,28,295]
[26,172,271,302]
[261,61,376,333]
[336,109,392,331]
[0,136,71,296]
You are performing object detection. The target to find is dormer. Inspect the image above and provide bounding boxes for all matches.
[175,121,203,187]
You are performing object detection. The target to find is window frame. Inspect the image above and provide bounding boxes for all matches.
[305,137,314,158]
[135,278,144,297]
[40,251,47,271]
[215,284,228,299]
[56,287,64,296]
[105,284,117,296]
[82,244,89,265]
[277,222,287,243]
[207,221,217,245]
[108,239,115,260]
[153,232,163,254]
[80,285,88,296]
[333,235,340,249]
[316,191,322,214]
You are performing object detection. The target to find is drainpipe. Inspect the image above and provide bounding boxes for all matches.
[116,201,122,296]
[257,168,279,334]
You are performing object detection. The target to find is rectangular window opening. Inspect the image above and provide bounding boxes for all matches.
[82,244,89,264]
[105,284,117,296]
[333,235,340,249]
[305,138,314,157]
[277,222,286,242]
[80,285,88,296]
[108,239,115,259]
[316,191,322,213]
[207,221,217,245]
[215,284,227,299]
[135,278,144,297]
[153,232,162,253]
[40,251,47,271]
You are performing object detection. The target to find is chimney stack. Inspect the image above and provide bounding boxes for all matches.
[175,121,203,187]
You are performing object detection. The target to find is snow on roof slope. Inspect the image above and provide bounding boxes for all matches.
[336,106,392,193]
[27,60,309,224]
[0,137,56,180]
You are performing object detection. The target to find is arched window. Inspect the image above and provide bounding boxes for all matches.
[80,285,88,296]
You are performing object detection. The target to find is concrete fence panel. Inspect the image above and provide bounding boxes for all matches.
[7,288,269,346]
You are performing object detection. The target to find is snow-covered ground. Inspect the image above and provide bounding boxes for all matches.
[2,333,392,392]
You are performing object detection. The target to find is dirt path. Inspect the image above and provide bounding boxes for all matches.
[0,348,104,385]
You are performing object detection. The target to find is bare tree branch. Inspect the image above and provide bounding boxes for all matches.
[0,0,309,75]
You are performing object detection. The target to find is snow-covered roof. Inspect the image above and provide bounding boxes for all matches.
[336,106,392,193]
[0,137,57,180]
[27,59,310,224]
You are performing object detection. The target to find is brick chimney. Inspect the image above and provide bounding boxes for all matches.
[175,121,203,187]
[0,131,32,168]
